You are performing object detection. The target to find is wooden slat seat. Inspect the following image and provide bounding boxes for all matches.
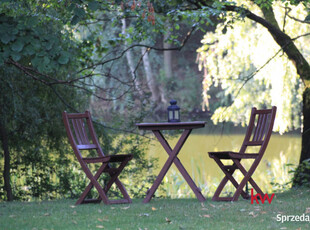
[209,151,259,159]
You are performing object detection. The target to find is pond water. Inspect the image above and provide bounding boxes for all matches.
[146,130,301,198]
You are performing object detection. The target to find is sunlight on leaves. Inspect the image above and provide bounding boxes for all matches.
[197,0,307,134]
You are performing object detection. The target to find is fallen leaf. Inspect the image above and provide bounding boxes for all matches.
[43,213,50,216]
[96,225,104,229]
[201,203,205,208]
[260,211,267,214]
[210,204,216,208]
[306,207,310,214]
[165,217,172,223]
[98,217,109,222]
[203,214,211,218]
[70,205,76,209]
[201,208,208,211]
[110,207,115,210]
[248,212,258,218]
[72,220,77,224]
[139,213,149,217]
[280,227,287,230]
[151,207,157,211]
[240,209,246,212]
[9,215,16,218]
[121,206,130,210]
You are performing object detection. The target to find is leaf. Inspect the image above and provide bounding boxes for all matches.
[27,17,39,26]
[98,217,109,222]
[151,207,157,211]
[139,213,149,217]
[23,44,35,55]
[11,52,21,61]
[306,207,310,214]
[121,206,130,210]
[58,52,69,65]
[202,214,211,218]
[43,56,50,65]
[165,217,171,223]
[248,211,258,218]
[96,225,104,229]
[1,34,12,44]
[88,1,100,11]
[74,7,86,18]
[71,15,80,25]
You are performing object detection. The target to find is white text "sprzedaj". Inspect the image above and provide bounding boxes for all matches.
[276,214,310,223]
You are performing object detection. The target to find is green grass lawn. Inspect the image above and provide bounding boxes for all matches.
[0,188,309,230]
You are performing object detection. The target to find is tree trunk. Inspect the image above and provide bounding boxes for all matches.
[121,18,143,96]
[0,121,13,201]
[141,47,167,109]
[163,24,173,79]
[301,88,310,163]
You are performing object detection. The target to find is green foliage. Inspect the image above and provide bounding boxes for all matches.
[0,14,79,73]
[292,159,310,187]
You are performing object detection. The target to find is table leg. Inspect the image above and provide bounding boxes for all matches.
[143,129,206,203]
[154,130,206,202]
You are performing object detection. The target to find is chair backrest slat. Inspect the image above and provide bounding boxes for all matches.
[252,113,269,142]
[62,111,105,160]
[71,119,90,145]
[240,106,277,155]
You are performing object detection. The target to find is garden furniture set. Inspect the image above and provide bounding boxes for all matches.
[62,106,277,205]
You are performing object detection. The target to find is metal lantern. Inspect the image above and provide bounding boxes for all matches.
[167,100,180,122]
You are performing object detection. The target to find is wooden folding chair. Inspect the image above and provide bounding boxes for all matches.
[208,106,277,201]
[62,111,133,205]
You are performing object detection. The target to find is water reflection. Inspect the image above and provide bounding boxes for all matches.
[147,132,301,198]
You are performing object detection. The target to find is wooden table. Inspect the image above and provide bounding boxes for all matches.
[136,121,206,203]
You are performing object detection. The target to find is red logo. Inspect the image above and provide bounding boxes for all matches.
[251,189,275,204]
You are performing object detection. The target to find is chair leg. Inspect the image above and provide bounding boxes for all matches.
[232,159,263,201]
[104,160,132,203]
[212,157,250,201]
[77,163,110,205]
